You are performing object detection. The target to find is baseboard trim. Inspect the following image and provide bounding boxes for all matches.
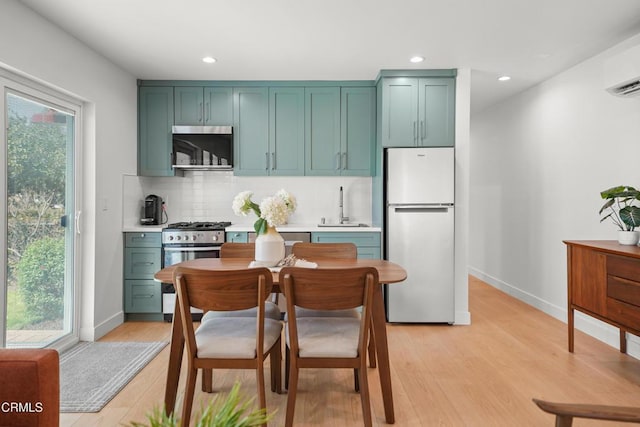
[468,266,640,360]
[80,311,124,341]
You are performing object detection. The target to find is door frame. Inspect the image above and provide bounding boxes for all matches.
[0,68,83,350]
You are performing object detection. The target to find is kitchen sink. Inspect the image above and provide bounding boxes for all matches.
[317,223,369,227]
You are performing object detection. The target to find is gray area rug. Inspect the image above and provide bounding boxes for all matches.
[60,341,167,412]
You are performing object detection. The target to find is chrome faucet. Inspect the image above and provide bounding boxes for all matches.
[339,186,349,224]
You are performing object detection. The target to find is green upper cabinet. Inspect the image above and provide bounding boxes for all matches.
[233,87,269,175]
[269,87,305,175]
[174,86,233,126]
[381,77,455,147]
[340,87,375,176]
[139,86,174,176]
[304,87,341,175]
[305,87,375,176]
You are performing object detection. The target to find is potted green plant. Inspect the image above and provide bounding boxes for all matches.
[599,185,640,245]
[125,382,274,427]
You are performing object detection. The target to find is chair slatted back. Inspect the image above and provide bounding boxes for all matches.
[280,267,374,311]
[173,267,272,313]
[292,242,357,260]
[220,242,255,258]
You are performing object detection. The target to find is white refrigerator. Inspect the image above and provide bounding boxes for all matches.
[385,147,455,323]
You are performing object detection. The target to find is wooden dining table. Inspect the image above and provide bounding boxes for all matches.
[154,257,407,424]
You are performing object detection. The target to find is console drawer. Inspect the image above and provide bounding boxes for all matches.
[607,255,640,283]
[607,255,640,308]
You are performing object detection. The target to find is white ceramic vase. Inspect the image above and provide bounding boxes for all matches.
[254,225,285,267]
[618,230,640,246]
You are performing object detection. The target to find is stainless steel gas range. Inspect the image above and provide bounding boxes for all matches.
[161,221,231,321]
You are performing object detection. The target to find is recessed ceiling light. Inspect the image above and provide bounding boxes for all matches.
[498,75,511,81]
[410,56,425,63]
[202,56,217,64]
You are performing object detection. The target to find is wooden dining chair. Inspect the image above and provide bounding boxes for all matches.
[281,266,377,427]
[220,242,255,258]
[292,242,357,260]
[173,266,283,427]
[533,398,640,426]
[201,242,281,393]
[291,242,377,377]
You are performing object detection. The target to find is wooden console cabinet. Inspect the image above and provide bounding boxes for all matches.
[565,240,640,353]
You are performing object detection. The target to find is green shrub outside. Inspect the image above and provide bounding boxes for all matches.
[16,236,65,324]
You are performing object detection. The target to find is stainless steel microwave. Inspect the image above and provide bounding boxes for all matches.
[172,125,233,171]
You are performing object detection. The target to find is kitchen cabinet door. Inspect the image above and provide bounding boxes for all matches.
[418,78,455,147]
[311,232,382,259]
[380,78,418,147]
[139,86,174,176]
[174,86,204,125]
[233,87,269,175]
[204,87,233,125]
[304,87,341,175]
[226,232,248,243]
[269,87,304,176]
[175,87,233,126]
[340,87,375,176]
[380,77,455,147]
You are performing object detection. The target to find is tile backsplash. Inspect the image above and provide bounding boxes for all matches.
[123,172,372,228]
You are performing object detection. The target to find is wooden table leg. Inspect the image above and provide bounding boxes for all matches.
[372,285,395,424]
[568,306,574,353]
[620,330,627,354]
[164,301,185,415]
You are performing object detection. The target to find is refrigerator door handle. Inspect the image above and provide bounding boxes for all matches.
[389,203,453,210]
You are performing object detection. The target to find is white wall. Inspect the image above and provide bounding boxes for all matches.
[470,33,640,357]
[1,1,138,340]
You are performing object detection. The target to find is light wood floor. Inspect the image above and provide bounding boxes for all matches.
[60,276,640,426]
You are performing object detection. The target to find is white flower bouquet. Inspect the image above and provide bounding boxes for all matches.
[232,189,297,235]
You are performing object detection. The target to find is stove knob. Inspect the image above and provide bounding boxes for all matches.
[168,236,174,241]
[176,236,181,241]
[192,235,197,241]
[184,235,190,241]
[212,235,218,242]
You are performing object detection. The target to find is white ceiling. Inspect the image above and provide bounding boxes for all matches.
[17,0,640,112]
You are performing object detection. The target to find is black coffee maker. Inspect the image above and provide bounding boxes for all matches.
[140,194,163,225]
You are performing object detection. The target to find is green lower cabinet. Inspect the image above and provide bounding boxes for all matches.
[356,247,381,259]
[124,232,162,319]
[311,232,381,259]
[124,280,161,313]
[226,232,248,243]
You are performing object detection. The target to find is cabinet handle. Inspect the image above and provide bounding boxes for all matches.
[413,121,417,142]
[205,103,210,123]
[342,152,347,170]
[271,152,275,170]
[335,153,341,170]
[134,262,155,266]
[199,102,203,122]
[135,294,154,299]
[265,152,269,170]
[421,120,426,140]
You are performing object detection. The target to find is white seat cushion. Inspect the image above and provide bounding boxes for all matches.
[286,317,360,358]
[201,301,281,322]
[195,317,283,359]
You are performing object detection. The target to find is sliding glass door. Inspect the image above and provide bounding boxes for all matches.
[1,76,81,348]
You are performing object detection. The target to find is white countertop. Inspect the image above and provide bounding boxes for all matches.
[123,225,165,233]
[123,223,381,233]
[225,223,381,233]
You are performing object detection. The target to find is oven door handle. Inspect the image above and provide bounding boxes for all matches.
[163,246,220,252]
